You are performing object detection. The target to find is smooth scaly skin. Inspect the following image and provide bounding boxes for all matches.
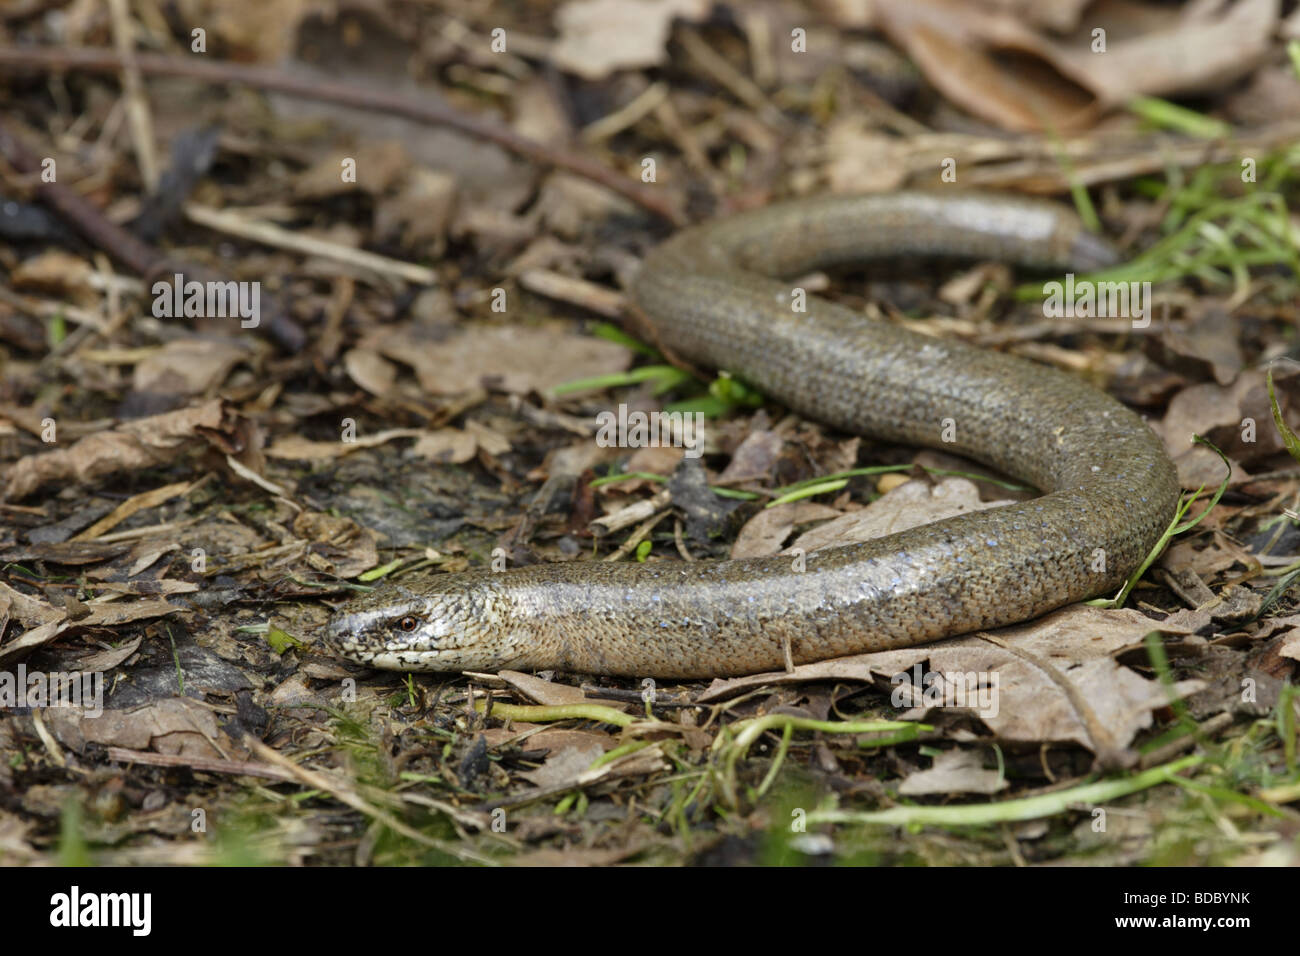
[325,192,1180,678]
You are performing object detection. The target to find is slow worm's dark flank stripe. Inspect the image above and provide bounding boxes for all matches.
[325,192,1180,678]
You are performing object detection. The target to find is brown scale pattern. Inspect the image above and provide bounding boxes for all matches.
[326,192,1180,678]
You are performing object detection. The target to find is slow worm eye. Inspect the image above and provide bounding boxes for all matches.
[398,616,419,632]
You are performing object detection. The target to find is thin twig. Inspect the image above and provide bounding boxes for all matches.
[107,0,159,191]
[0,45,684,226]
[184,203,436,284]
[676,28,774,118]
[106,746,298,782]
[0,117,165,276]
[604,510,672,562]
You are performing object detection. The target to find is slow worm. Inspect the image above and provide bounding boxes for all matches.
[324,192,1179,678]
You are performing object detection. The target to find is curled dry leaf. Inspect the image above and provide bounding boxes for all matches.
[0,595,176,667]
[875,0,1096,132]
[874,0,1279,131]
[0,584,64,666]
[292,511,379,579]
[0,581,63,628]
[0,540,133,566]
[1033,0,1279,105]
[76,636,144,672]
[44,698,227,761]
[3,399,233,501]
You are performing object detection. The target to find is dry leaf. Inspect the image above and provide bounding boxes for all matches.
[360,322,632,396]
[198,0,309,61]
[133,339,251,396]
[342,348,398,396]
[1158,366,1300,487]
[3,400,231,501]
[551,0,712,80]
[292,511,379,579]
[518,742,606,788]
[1158,305,1244,387]
[76,636,145,672]
[876,0,1096,132]
[373,167,457,258]
[10,249,94,297]
[293,141,410,199]
[411,427,478,464]
[731,501,840,559]
[479,724,616,755]
[265,428,424,461]
[715,429,784,484]
[874,0,1279,131]
[1036,0,1279,104]
[624,444,684,475]
[497,670,630,709]
[789,477,1011,554]
[46,698,225,760]
[699,604,1204,754]
[0,582,63,627]
[74,481,193,541]
[897,749,1007,795]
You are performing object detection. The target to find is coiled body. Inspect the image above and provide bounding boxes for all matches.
[325,192,1179,678]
